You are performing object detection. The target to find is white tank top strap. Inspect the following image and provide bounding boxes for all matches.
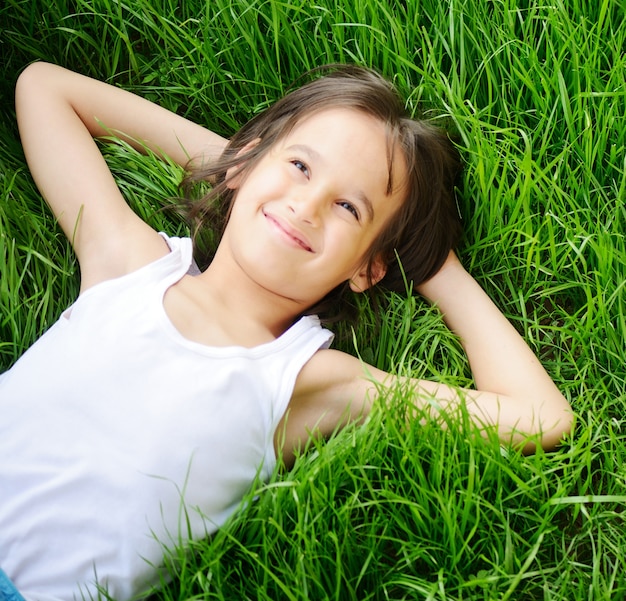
[155,232,197,288]
[259,315,334,478]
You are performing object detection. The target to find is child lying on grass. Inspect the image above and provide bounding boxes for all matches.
[0,61,572,601]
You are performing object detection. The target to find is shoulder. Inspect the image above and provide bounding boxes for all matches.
[293,349,392,423]
[293,348,383,398]
[276,349,390,464]
[79,225,174,292]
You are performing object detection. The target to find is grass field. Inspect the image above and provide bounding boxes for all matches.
[1,0,625,599]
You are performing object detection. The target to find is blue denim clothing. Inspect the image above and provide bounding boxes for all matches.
[0,568,26,601]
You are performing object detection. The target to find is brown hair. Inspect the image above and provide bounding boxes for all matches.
[181,65,462,322]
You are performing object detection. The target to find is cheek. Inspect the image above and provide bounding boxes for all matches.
[243,169,289,206]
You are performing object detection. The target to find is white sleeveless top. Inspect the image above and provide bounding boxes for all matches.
[0,235,333,601]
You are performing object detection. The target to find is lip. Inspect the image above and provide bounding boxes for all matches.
[263,210,315,252]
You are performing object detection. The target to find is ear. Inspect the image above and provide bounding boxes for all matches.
[225,138,261,189]
[349,256,387,293]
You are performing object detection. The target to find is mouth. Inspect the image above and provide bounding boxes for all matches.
[263,210,314,252]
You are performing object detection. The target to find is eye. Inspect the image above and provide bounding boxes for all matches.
[291,159,309,177]
[338,200,360,220]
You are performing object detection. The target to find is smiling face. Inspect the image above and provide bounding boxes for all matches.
[217,108,408,312]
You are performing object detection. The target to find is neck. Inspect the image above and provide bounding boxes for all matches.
[197,247,313,342]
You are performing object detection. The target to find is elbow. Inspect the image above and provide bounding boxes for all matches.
[15,62,46,119]
[15,61,56,112]
[523,399,574,454]
[16,61,48,93]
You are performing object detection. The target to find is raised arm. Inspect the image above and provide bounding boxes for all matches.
[284,252,572,463]
[15,62,227,289]
[412,251,572,448]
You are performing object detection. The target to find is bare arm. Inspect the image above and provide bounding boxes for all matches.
[413,251,572,448]
[15,62,228,289]
[283,252,572,463]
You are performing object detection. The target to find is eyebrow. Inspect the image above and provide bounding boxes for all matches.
[286,143,321,162]
[285,143,375,222]
[353,190,375,222]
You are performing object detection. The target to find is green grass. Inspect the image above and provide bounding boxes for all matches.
[1,0,625,599]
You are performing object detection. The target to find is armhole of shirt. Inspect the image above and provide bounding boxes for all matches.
[261,318,334,477]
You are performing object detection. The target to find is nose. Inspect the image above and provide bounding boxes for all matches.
[289,186,325,225]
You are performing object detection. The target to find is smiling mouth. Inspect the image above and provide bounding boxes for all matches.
[263,211,314,252]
